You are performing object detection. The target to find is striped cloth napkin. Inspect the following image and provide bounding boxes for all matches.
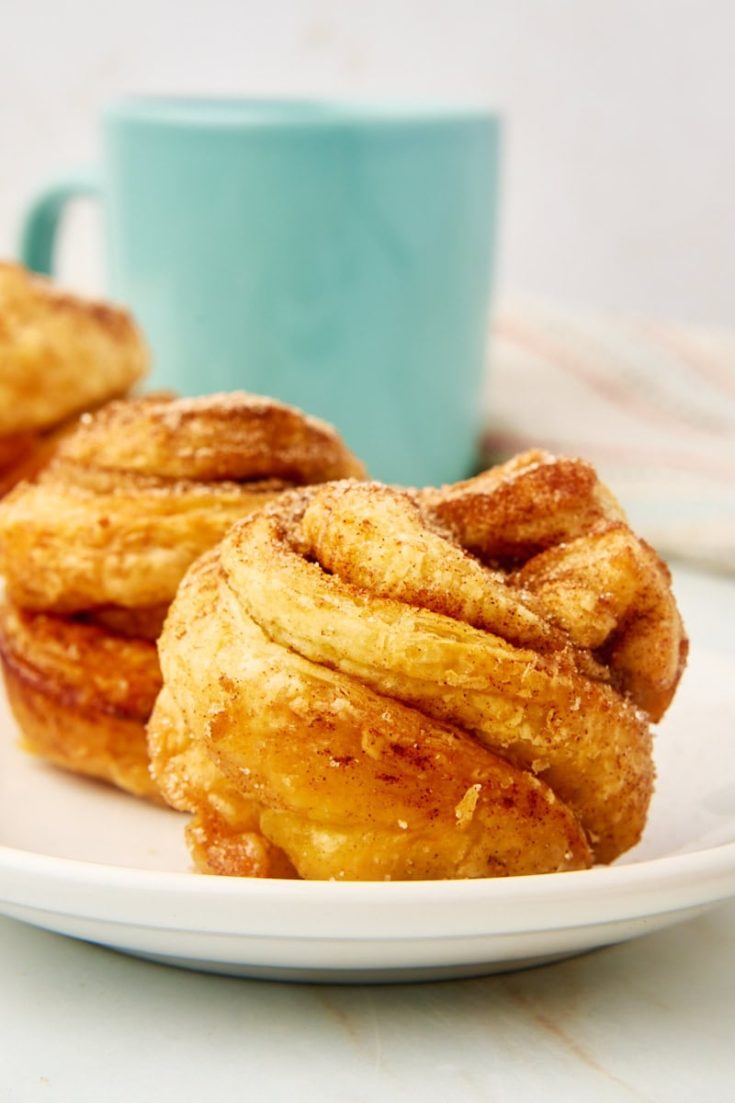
[481,299,735,573]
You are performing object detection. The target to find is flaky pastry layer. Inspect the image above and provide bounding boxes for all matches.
[0,601,162,798]
[0,390,366,800]
[0,392,366,612]
[0,262,147,437]
[149,553,593,880]
[149,451,687,880]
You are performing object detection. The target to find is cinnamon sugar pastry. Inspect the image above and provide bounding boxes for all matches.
[0,391,366,612]
[149,451,687,880]
[0,392,365,797]
[0,262,148,494]
[0,601,161,798]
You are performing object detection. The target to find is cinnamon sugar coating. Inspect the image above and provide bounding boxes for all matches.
[0,392,365,612]
[0,390,365,799]
[149,452,687,880]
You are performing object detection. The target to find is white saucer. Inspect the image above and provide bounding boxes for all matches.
[1,640,734,984]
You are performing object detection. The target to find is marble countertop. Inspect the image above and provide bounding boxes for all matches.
[2,899,734,1102]
[1,563,734,1102]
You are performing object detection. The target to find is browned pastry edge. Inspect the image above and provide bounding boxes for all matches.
[148,681,299,877]
[0,601,162,800]
[185,806,300,879]
[2,662,159,800]
[0,417,78,498]
[419,450,625,562]
[55,391,367,483]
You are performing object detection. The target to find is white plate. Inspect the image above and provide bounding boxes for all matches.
[1,641,735,984]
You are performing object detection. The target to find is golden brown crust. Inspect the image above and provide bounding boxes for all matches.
[59,391,367,483]
[149,453,685,879]
[220,485,655,863]
[0,600,162,798]
[150,685,298,877]
[149,553,593,881]
[0,262,148,437]
[298,480,563,650]
[0,464,283,612]
[0,389,366,801]
[514,523,688,721]
[420,450,626,562]
[0,392,366,612]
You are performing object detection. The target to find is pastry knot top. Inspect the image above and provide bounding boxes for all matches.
[149,451,687,879]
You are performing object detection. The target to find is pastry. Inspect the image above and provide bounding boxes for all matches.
[0,392,366,612]
[0,262,148,493]
[0,392,366,797]
[148,451,687,880]
[0,601,161,798]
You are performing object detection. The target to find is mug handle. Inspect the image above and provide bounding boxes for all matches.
[19,169,100,275]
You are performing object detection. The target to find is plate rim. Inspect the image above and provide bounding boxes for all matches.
[2,836,735,942]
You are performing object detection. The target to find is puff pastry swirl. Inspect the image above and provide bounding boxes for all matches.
[149,451,687,880]
[0,392,366,612]
[0,391,365,798]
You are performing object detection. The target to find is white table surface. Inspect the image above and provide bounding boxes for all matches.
[1,563,734,1103]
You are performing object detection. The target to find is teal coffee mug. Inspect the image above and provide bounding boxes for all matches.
[20,98,501,485]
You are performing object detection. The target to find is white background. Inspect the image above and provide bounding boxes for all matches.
[1,0,733,325]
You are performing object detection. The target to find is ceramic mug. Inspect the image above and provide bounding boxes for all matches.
[19,98,501,485]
